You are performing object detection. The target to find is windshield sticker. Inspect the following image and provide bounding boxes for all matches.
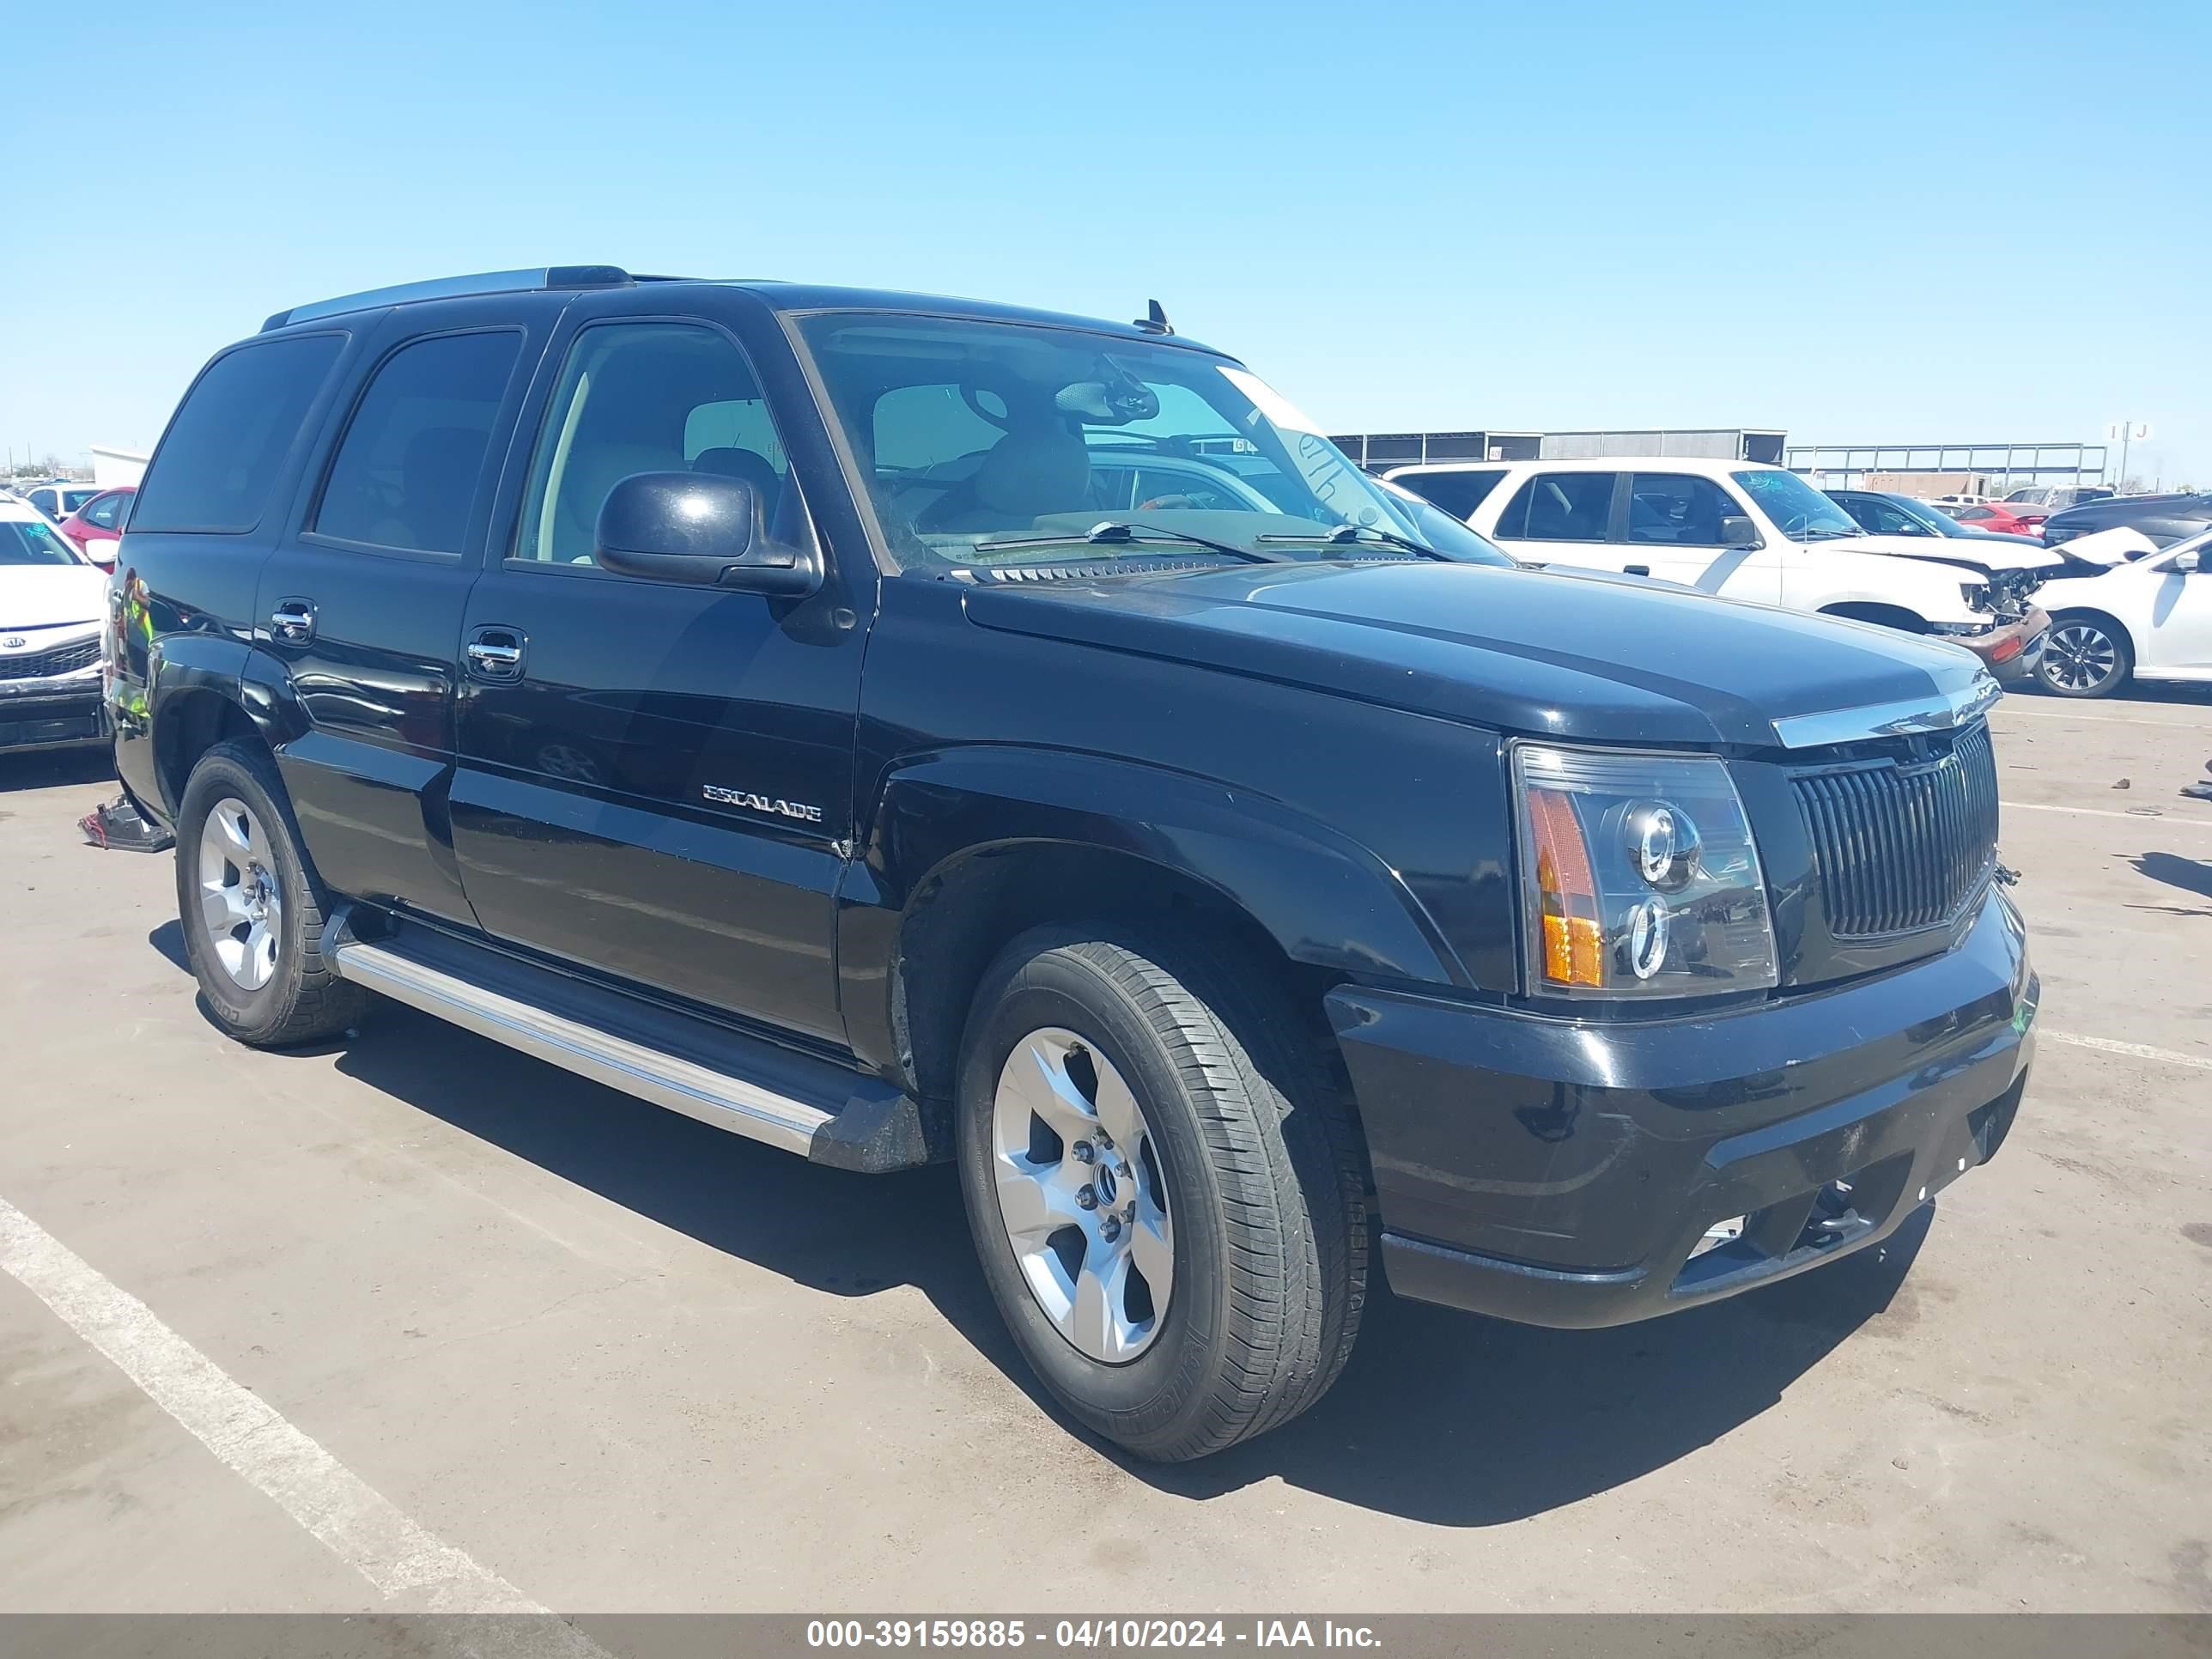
[1218,368,1381,526]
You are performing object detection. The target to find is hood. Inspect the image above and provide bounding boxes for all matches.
[1832,531,2062,574]
[0,564,108,630]
[963,561,1993,750]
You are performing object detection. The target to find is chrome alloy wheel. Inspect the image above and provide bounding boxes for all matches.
[990,1027,1174,1364]
[197,796,283,991]
[2042,621,2120,692]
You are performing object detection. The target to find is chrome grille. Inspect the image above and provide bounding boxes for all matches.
[1792,723,1998,938]
[0,638,100,680]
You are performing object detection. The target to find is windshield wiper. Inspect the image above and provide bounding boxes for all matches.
[1255,523,1453,562]
[1796,526,1863,542]
[970,520,1279,564]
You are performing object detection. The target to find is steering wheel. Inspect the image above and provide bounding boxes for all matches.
[961,385,1012,430]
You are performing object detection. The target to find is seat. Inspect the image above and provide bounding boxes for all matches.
[915,425,1091,536]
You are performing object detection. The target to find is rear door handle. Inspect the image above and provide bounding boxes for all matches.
[465,626,526,682]
[270,599,317,644]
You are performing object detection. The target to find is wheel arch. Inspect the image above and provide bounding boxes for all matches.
[854,746,1468,1107]
[148,640,310,814]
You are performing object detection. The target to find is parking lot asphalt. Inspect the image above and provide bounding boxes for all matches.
[2,694,2208,1616]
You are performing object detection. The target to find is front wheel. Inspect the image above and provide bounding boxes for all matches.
[2038,615,2132,698]
[956,925,1368,1462]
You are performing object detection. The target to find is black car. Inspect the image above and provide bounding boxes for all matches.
[107,267,2037,1462]
[1826,488,2047,549]
[2040,490,2212,550]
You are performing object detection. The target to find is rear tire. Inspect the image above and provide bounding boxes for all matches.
[175,740,369,1047]
[2038,614,2132,698]
[956,924,1367,1461]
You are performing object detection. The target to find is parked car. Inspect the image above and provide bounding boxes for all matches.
[2032,526,2212,697]
[22,481,100,524]
[1930,493,1991,508]
[112,265,2036,1462]
[2004,486,2112,511]
[1397,458,2053,682]
[1944,502,2045,538]
[58,485,135,569]
[2040,490,2212,551]
[0,500,110,755]
[1827,489,2047,549]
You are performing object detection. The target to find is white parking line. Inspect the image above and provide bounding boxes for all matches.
[0,1194,608,1650]
[1994,704,2211,726]
[2004,800,2212,829]
[2044,1031,2212,1071]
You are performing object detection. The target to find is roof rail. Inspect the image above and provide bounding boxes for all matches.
[262,265,636,331]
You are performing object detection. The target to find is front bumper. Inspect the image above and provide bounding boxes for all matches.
[1328,888,2036,1328]
[1960,608,2049,684]
[0,665,106,753]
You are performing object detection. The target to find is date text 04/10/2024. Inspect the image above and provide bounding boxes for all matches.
[804,1620,1382,1649]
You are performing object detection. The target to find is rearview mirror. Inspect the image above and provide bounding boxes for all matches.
[595,472,823,597]
[1719,514,1761,548]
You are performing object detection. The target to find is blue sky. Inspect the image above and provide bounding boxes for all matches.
[7,0,2207,484]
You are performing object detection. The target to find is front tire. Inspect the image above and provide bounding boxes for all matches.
[2038,614,2132,698]
[175,740,369,1047]
[956,925,1367,1462]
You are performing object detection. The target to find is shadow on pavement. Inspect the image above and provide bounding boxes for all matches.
[196,992,1921,1528]
[0,747,113,793]
[2130,851,2212,903]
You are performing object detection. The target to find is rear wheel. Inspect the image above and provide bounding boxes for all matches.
[956,924,1367,1462]
[175,740,369,1046]
[2038,614,2132,698]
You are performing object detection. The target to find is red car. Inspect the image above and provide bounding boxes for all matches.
[58,486,135,569]
[1945,501,2045,538]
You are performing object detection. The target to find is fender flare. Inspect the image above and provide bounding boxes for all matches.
[863,745,1471,989]
[147,636,310,806]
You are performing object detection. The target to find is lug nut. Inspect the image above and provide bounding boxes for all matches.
[1072,1140,1096,1164]
[1076,1184,1098,1211]
[1099,1214,1123,1243]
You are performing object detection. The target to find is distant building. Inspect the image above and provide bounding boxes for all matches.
[90,446,149,489]
[1331,427,1786,472]
[1784,441,2108,491]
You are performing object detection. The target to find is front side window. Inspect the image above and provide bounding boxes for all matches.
[313,330,521,554]
[1626,474,1739,545]
[1851,495,1932,536]
[1730,468,1861,542]
[1496,472,1616,542]
[0,518,85,565]
[515,322,788,568]
[796,313,1510,572]
[132,333,345,534]
[82,491,126,530]
[1395,469,1508,520]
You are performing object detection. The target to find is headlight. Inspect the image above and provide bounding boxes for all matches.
[1513,744,1778,1000]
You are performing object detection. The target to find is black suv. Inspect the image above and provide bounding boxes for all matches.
[109,267,2037,1461]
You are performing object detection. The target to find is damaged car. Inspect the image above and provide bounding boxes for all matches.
[1389,457,2057,683]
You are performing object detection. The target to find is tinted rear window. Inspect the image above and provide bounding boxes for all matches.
[1395,469,1508,520]
[312,330,521,554]
[132,334,346,533]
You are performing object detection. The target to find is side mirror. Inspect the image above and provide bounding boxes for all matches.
[1719,514,1761,549]
[2172,549,2202,574]
[594,472,823,597]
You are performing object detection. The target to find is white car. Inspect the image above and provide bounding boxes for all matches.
[0,500,110,755]
[21,481,100,524]
[2033,526,2212,698]
[1386,457,2059,679]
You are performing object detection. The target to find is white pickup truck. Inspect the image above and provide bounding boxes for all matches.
[1389,457,2064,682]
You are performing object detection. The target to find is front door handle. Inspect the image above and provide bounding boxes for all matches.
[465,627,526,682]
[270,599,317,644]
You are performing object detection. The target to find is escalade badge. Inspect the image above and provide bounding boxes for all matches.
[703,784,823,823]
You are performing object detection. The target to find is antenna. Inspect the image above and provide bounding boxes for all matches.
[1134,299,1174,336]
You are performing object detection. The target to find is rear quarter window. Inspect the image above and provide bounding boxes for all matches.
[131,333,347,534]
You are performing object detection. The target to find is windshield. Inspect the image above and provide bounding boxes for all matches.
[798,313,1513,571]
[1732,469,1862,541]
[0,519,86,566]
